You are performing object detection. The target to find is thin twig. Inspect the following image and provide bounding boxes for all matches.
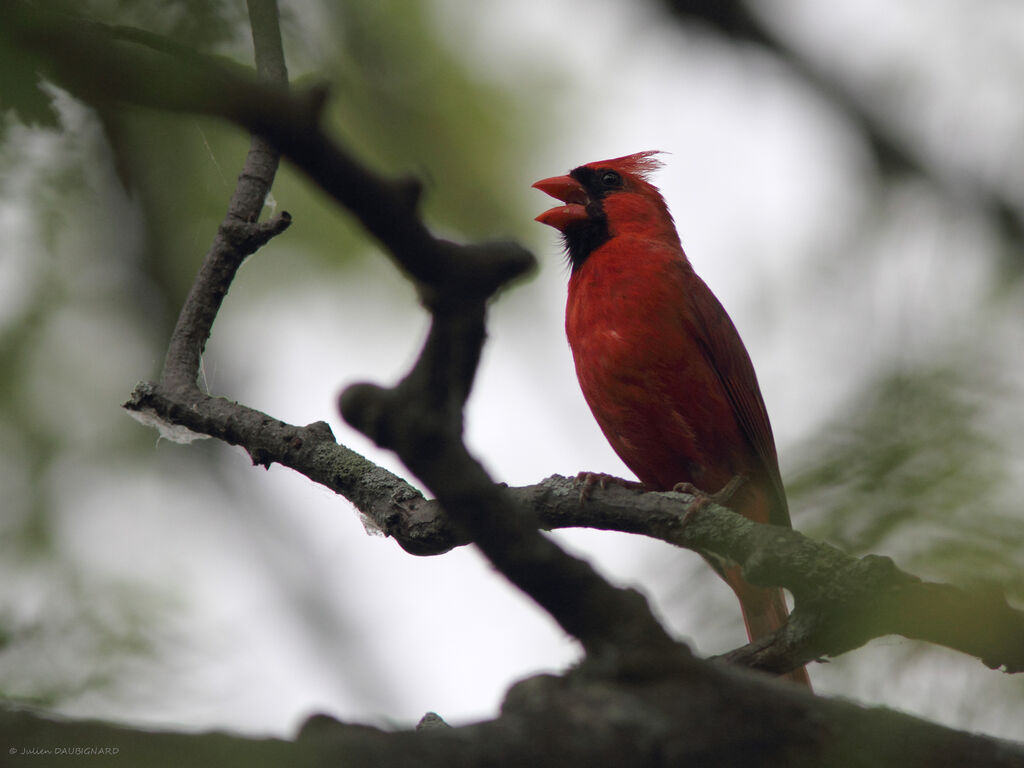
[159,0,291,390]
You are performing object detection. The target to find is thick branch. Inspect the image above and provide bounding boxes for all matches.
[402,475,1024,676]
[5,668,1024,768]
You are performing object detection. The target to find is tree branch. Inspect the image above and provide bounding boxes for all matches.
[5,670,1024,768]
[354,473,1024,677]
[159,0,292,391]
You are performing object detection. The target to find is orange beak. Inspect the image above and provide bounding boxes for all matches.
[532,174,589,232]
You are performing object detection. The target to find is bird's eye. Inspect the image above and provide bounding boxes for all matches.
[600,170,622,188]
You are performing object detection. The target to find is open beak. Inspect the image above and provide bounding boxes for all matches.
[532,174,589,232]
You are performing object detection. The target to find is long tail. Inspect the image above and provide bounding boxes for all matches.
[723,566,811,689]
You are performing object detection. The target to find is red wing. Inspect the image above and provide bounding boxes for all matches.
[686,271,790,528]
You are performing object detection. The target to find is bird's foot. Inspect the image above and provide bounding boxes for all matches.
[672,474,748,524]
[574,472,646,503]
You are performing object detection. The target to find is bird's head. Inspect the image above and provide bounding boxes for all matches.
[533,150,678,270]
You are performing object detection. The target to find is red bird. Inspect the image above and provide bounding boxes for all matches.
[533,151,810,687]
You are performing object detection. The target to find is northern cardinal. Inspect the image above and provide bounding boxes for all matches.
[534,151,810,687]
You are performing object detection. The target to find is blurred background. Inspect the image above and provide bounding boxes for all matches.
[1,0,1023,742]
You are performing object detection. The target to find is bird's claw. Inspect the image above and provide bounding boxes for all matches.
[672,474,748,524]
[574,472,645,503]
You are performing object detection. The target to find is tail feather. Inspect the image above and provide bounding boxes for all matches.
[723,566,812,689]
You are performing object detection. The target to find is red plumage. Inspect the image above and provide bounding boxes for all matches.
[534,151,810,687]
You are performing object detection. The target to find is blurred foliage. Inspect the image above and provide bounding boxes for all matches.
[662,0,1024,277]
[3,0,535,320]
[0,82,185,705]
[788,366,1023,601]
[0,33,57,129]
[324,1,529,240]
[0,568,175,708]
